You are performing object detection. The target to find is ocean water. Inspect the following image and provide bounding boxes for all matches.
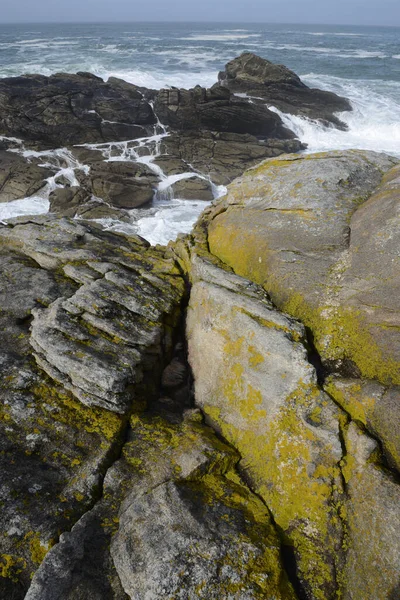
[0,22,399,243]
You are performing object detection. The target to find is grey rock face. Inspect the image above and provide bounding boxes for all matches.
[161,131,304,185]
[219,52,352,128]
[0,150,52,203]
[205,150,399,383]
[154,83,296,139]
[87,161,158,209]
[170,176,214,201]
[0,216,184,413]
[0,73,156,147]
[112,478,294,600]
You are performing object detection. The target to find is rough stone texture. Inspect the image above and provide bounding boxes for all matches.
[0,73,156,147]
[219,52,352,128]
[179,148,400,600]
[170,175,214,201]
[340,423,400,600]
[154,83,295,139]
[0,150,52,203]
[182,240,346,600]
[0,216,185,413]
[161,131,304,185]
[24,410,294,600]
[326,376,400,473]
[87,161,158,209]
[49,185,132,221]
[0,215,189,597]
[205,151,400,385]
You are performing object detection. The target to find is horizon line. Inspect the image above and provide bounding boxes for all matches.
[1,20,399,28]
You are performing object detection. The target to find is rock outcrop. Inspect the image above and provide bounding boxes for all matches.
[179,149,400,600]
[0,150,52,203]
[0,73,156,147]
[219,53,352,128]
[154,83,295,138]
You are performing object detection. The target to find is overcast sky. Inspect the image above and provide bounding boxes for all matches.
[1,0,399,27]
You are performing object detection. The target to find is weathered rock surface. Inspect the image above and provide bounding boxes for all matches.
[85,160,158,209]
[0,216,185,413]
[181,241,345,599]
[219,53,352,128]
[0,150,52,203]
[0,73,156,147]
[161,131,304,185]
[24,410,295,600]
[170,175,214,201]
[178,148,400,600]
[204,151,400,385]
[0,214,191,598]
[340,423,400,600]
[154,83,296,138]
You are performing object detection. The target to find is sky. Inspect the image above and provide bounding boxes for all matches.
[1,0,400,27]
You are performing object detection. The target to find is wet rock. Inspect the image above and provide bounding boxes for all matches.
[0,150,52,203]
[161,131,304,185]
[49,186,91,216]
[88,160,158,209]
[219,52,352,128]
[170,175,214,201]
[152,155,190,176]
[154,83,295,139]
[0,73,157,147]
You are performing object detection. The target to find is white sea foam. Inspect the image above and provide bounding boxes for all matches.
[0,196,50,222]
[270,74,400,157]
[393,55,400,59]
[100,69,218,90]
[178,34,261,41]
[135,200,208,245]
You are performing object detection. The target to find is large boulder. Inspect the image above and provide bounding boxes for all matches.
[219,53,352,128]
[23,409,295,600]
[174,148,400,599]
[0,150,52,203]
[204,151,400,385]
[0,73,156,147]
[161,131,304,185]
[86,160,158,209]
[182,245,345,599]
[154,83,295,139]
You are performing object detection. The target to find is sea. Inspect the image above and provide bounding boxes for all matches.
[0,22,399,244]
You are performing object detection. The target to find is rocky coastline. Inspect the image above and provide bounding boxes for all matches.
[0,53,399,600]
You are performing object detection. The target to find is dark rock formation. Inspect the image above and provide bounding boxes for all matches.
[219,52,352,128]
[0,73,157,147]
[160,131,304,185]
[0,150,52,203]
[169,176,214,201]
[85,160,158,209]
[154,83,296,138]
